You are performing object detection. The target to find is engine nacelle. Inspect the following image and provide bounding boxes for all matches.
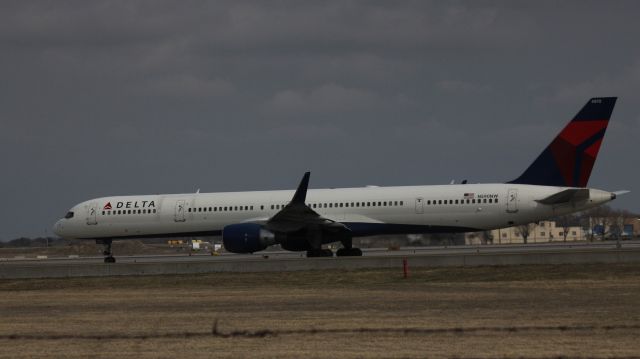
[222,223,276,253]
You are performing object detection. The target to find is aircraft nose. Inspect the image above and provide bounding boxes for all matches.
[53,220,64,237]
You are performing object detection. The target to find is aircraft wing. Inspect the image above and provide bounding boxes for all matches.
[535,188,590,205]
[264,172,350,234]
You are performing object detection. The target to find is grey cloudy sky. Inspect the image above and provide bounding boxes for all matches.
[1,1,639,240]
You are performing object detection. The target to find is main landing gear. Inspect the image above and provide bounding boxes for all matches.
[306,249,334,257]
[305,239,363,258]
[336,237,363,257]
[98,239,116,263]
[336,247,363,257]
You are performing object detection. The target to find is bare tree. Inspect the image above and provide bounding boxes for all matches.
[578,205,616,241]
[481,230,494,245]
[555,213,580,242]
[576,211,596,241]
[516,223,534,244]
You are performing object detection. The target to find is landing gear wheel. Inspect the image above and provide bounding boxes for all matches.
[306,249,334,258]
[336,248,363,257]
[98,239,116,264]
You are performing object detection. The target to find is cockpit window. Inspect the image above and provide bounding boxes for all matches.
[64,211,74,219]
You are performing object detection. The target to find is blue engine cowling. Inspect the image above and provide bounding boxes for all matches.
[222,223,276,253]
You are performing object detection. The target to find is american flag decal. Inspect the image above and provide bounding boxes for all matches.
[464,193,475,199]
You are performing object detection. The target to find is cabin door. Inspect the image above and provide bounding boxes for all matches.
[174,200,186,222]
[506,189,519,213]
[86,203,98,225]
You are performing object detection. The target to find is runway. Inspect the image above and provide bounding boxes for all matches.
[2,241,640,279]
[1,240,639,265]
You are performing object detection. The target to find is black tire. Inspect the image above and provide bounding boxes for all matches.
[104,256,116,263]
[306,249,333,258]
[349,248,363,256]
[336,248,363,257]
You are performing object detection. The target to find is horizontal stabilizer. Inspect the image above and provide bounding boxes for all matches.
[536,188,590,205]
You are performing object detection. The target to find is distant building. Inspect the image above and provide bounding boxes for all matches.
[466,221,584,245]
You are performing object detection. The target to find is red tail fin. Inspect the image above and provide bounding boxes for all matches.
[509,97,617,187]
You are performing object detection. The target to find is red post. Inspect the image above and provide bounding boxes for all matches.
[402,258,409,279]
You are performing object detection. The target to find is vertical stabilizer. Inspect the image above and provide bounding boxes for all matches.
[509,97,617,187]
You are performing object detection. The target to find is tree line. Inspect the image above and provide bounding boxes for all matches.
[515,205,638,244]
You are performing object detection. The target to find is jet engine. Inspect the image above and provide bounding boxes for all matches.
[222,223,276,253]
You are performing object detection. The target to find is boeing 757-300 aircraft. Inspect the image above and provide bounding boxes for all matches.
[54,97,628,262]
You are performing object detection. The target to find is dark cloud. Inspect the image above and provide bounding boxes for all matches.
[1,1,638,240]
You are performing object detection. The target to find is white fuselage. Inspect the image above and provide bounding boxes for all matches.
[53,183,614,240]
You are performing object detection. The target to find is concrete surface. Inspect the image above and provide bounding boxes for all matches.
[2,245,640,279]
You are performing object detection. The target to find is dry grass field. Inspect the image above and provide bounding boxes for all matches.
[1,263,640,358]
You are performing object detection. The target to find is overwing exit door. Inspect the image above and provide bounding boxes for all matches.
[415,197,424,214]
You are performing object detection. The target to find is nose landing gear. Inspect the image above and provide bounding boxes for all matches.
[97,239,116,263]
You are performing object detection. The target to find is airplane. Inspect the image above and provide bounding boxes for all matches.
[54,97,628,263]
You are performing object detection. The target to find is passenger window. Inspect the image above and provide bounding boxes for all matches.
[495,198,499,203]
[153,209,156,213]
[400,201,403,206]
[483,199,487,203]
[455,200,458,204]
[102,211,105,215]
[472,199,476,204]
[438,200,442,205]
